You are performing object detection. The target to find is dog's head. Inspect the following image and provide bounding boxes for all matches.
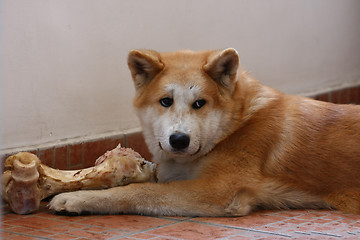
[128,48,241,163]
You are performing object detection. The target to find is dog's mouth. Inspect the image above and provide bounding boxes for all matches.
[192,146,202,156]
[158,142,201,157]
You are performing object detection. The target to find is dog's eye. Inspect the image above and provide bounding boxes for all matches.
[160,97,173,108]
[192,99,206,109]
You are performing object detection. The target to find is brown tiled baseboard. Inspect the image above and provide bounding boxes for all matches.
[311,85,360,105]
[2,84,360,170]
[1,132,151,170]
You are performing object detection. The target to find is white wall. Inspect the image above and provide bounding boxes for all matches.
[1,0,360,150]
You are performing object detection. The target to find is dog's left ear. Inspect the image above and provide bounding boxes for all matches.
[127,49,164,90]
[203,48,239,93]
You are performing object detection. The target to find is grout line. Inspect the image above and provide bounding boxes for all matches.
[108,220,184,239]
[1,230,51,240]
[188,219,292,238]
[36,147,40,159]
[311,230,342,238]
[51,146,55,168]
[107,216,199,239]
[344,88,350,103]
[12,213,184,240]
[109,233,181,240]
[155,216,196,222]
[81,141,84,169]
[294,231,311,235]
[123,134,128,148]
[4,211,360,239]
[328,91,333,103]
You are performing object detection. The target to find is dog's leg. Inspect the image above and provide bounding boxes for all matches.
[49,179,256,216]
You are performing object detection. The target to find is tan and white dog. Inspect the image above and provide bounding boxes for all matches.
[50,48,360,216]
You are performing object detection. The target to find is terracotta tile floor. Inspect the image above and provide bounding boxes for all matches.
[2,202,360,239]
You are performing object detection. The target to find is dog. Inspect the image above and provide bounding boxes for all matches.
[49,48,360,216]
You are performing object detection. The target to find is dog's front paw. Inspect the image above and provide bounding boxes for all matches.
[49,192,88,214]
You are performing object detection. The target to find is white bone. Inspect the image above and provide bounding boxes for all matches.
[2,144,156,214]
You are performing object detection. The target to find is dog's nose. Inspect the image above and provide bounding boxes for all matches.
[169,133,190,150]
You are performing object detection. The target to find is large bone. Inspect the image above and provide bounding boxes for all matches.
[2,144,156,214]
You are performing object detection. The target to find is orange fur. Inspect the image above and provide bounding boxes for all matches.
[49,48,360,216]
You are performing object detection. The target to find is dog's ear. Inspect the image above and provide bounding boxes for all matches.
[127,49,164,90]
[203,48,239,93]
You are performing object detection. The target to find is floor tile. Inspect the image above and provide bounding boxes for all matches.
[82,225,111,232]
[194,214,286,229]
[2,214,25,222]
[65,229,115,239]
[4,226,34,234]
[152,237,184,240]
[231,231,289,239]
[77,215,175,232]
[271,209,311,218]
[49,222,88,232]
[226,236,254,240]
[147,221,243,240]
[126,232,159,239]
[27,229,55,237]
[6,235,39,240]
[1,231,20,238]
[5,216,67,229]
[3,202,360,240]
[49,233,78,240]
[281,217,310,225]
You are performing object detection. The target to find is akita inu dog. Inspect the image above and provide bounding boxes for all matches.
[50,48,360,216]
